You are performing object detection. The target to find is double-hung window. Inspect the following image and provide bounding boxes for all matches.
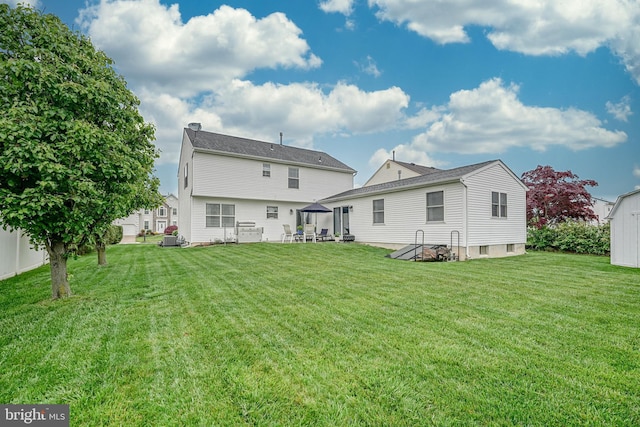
[288,167,299,189]
[373,199,384,224]
[492,192,507,218]
[426,191,444,222]
[206,203,235,227]
[263,163,271,177]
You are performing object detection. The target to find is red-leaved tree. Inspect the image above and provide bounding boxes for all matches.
[521,165,598,228]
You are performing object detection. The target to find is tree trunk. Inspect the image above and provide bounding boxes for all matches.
[46,240,71,299]
[96,240,107,266]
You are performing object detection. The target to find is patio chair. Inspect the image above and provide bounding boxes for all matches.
[303,224,316,243]
[316,228,331,241]
[282,224,294,243]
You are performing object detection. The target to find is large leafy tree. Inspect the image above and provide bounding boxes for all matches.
[521,165,598,228]
[0,5,161,298]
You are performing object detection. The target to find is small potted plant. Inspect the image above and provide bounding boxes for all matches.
[296,225,304,235]
[334,232,341,241]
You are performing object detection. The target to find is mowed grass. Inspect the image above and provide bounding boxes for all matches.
[1,243,639,426]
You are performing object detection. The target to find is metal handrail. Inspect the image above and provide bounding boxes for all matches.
[450,230,460,261]
[414,229,424,261]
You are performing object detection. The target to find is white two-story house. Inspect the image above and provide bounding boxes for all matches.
[178,126,356,245]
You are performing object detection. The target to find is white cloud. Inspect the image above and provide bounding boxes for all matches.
[404,106,445,129]
[319,0,355,15]
[75,0,412,174]
[412,78,627,154]
[78,1,321,95]
[370,78,628,168]
[368,0,640,84]
[606,95,633,122]
[205,80,409,144]
[634,165,640,178]
[134,80,409,165]
[355,55,382,77]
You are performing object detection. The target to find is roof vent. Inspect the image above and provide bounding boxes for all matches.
[188,123,202,131]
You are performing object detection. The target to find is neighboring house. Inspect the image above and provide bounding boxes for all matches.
[591,197,614,224]
[320,160,528,260]
[607,189,640,268]
[178,126,356,245]
[0,227,48,281]
[363,159,440,187]
[113,194,179,243]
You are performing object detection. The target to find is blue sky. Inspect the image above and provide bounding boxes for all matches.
[7,0,640,201]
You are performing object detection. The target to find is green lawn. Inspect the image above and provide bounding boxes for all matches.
[1,243,639,426]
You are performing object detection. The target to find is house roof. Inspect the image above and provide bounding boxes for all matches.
[394,160,441,175]
[606,188,640,219]
[185,128,356,173]
[321,160,505,202]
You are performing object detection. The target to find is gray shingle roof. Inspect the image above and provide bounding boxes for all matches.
[185,129,356,173]
[395,161,441,175]
[322,160,498,202]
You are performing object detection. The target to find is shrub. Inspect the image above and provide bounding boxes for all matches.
[527,221,610,255]
[164,225,178,235]
[105,225,123,245]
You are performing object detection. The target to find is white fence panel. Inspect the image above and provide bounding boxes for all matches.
[0,228,48,281]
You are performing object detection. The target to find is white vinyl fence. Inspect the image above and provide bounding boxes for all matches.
[0,227,48,281]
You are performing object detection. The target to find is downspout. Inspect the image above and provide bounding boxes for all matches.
[461,178,470,260]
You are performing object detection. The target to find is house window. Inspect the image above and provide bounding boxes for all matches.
[143,220,150,230]
[144,209,150,215]
[373,199,384,224]
[426,191,444,222]
[206,203,235,227]
[492,192,507,218]
[507,244,514,253]
[184,163,188,188]
[266,206,278,219]
[288,167,299,189]
[263,163,271,177]
[172,208,177,215]
[159,206,166,217]
[480,245,489,255]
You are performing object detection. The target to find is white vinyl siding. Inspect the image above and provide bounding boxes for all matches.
[326,183,465,246]
[464,162,526,246]
[178,131,193,243]
[191,153,353,202]
[609,190,640,268]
